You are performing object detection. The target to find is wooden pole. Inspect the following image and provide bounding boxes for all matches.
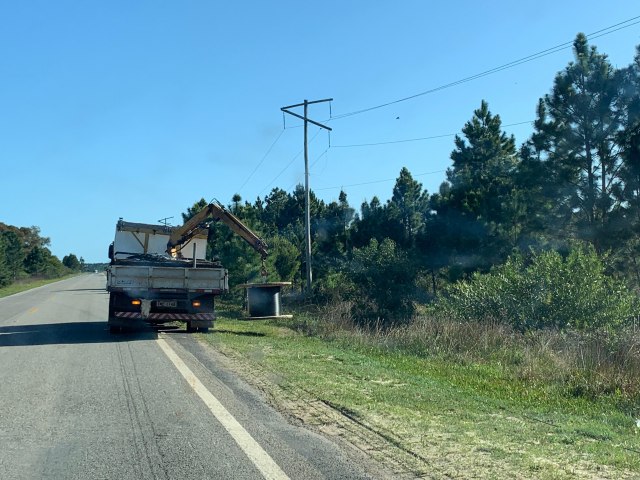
[280,98,332,296]
[303,100,312,294]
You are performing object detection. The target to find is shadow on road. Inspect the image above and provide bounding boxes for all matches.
[0,321,157,347]
[52,288,109,294]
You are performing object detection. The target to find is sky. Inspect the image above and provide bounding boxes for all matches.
[1,1,640,262]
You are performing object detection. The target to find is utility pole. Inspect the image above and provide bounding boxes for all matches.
[281,98,332,295]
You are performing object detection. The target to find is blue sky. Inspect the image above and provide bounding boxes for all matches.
[1,1,639,262]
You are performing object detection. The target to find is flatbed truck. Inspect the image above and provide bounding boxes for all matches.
[106,201,268,333]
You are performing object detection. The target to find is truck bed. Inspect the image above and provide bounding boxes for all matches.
[107,264,228,293]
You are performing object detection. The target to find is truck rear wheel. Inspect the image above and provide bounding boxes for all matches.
[109,325,122,334]
[185,324,208,333]
[108,303,120,334]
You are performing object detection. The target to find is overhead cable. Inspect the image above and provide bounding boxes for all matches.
[237,129,286,192]
[332,120,533,148]
[259,128,323,195]
[315,169,447,192]
[329,15,640,120]
[286,146,332,192]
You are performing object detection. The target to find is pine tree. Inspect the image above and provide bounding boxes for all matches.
[447,100,518,223]
[387,167,429,247]
[531,33,624,248]
[432,101,518,275]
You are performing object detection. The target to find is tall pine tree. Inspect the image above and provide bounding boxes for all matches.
[432,100,518,275]
[530,33,624,249]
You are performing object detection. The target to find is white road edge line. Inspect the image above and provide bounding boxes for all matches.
[156,337,290,480]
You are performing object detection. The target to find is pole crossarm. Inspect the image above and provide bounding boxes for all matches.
[281,98,333,110]
[281,109,332,131]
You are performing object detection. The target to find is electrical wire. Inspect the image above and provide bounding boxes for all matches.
[332,120,533,148]
[257,16,640,197]
[315,169,447,192]
[315,119,530,192]
[259,128,323,195]
[311,147,331,173]
[329,15,640,120]
[237,129,286,193]
[285,146,332,192]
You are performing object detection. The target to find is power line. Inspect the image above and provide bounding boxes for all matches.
[311,147,331,174]
[316,120,532,192]
[286,146,332,191]
[315,169,447,192]
[329,15,640,120]
[333,132,455,148]
[237,129,286,193]
[332,120,533,148]
[259,128,324,196]
[253,16,640,198]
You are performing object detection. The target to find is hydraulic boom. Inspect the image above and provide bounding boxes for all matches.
[166,200,268,261]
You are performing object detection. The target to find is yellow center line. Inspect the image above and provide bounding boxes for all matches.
[28,307,39,314]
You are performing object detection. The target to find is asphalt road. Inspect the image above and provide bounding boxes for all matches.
[0,274,372,479]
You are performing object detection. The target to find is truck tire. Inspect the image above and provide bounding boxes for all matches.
[108,303,120,334]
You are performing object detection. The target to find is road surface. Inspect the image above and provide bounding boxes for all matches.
[0,274,372,479]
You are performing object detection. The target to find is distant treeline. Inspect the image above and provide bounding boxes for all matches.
[183,34,640,327]
[0,223,84,287]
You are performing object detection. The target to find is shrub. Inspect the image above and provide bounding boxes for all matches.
[295,306,640,401]
[348,238,416,327]
[436,244,639,331]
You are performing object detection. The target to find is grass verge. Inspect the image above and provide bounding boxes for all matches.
[202,309,640,479]
[0,275,78,298]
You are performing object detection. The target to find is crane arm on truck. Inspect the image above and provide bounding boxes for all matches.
[166,200,269,261]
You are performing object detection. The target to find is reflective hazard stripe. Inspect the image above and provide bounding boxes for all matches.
[114,312,215,320]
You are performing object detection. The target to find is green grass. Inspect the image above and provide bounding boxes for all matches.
[0,275,78,298]
[203,310,640,479]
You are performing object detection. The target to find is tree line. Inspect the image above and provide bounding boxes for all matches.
[187,34,640,325]
[0,223,83,287]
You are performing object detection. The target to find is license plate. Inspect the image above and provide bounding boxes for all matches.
[157,300,177,308]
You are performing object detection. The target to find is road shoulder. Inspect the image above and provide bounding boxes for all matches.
[187,333,427,479]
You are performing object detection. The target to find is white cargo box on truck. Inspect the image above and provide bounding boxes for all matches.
[111,220,208,260]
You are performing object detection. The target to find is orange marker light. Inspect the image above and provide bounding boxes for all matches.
[192,300,201,307]
[131,299,141,305]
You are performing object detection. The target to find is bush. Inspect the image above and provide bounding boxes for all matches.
[314,270,356,303]
[436,245,639,331]
[294,306,640,401]
[348,238,416,327]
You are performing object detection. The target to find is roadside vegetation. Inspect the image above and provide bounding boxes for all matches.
[0,275,79,299]
[0,223,85,294]
[186,34,640,477]
[206,310,640,478]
